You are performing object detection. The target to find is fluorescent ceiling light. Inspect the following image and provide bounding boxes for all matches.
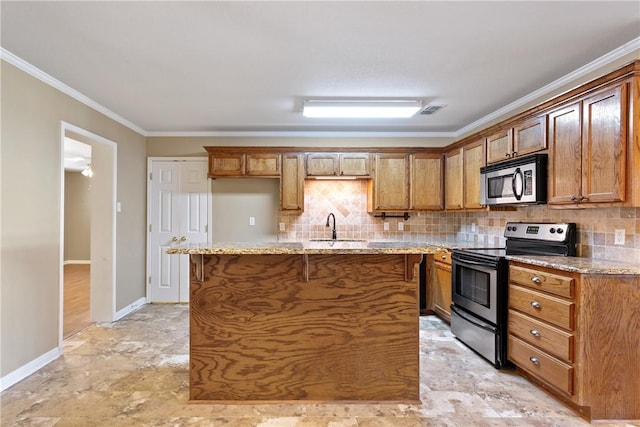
[303,99,422,119]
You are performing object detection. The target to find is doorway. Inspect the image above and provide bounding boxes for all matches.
[59,122,117,348]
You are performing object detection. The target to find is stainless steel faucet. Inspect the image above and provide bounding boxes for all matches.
[326,213,337,240]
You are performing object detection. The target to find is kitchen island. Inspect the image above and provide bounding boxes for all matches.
[168,240,442,403]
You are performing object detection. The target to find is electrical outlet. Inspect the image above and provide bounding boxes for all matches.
[249,217,256,226]
[383,222,390,231]
[614,229,625,245]
[398,222,404,231]
[471,223,477,232]
[279,222,286,231]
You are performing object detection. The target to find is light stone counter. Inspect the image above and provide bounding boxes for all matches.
[506,255,640,275]
[167,239,468,255]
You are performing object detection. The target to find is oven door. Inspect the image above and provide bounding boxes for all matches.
[451,253,498,325]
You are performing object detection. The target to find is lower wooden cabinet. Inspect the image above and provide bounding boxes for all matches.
[507,262,640,421]
[428,250,452,322]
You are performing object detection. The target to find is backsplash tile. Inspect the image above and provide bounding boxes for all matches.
[278,181,640,264]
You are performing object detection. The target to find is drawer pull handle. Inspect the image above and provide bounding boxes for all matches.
[531,276,542,284]
[530,301,542,309]
[529,357,540,365]
[530,329,541,337]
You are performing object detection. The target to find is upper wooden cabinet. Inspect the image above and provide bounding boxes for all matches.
[548,83,628,206]
[463,139,486,210]
[368,153,410,211]
[280,153,305,212]
[208,152,280,178]
[486,116,547,164]
[410,153,443,210]
[444,148,463,210]
[306,153,370,177]
[444,139,486,210]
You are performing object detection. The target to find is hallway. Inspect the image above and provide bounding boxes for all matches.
[1,305,614,426]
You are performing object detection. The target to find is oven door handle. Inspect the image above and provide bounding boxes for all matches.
[451,305,497,333]
[451,255,494,268]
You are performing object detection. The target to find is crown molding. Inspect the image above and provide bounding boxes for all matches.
[456,37,640,138]
[145,130,456,139]
[1,48,148,136]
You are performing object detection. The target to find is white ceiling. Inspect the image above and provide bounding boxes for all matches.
[1,1,639,139]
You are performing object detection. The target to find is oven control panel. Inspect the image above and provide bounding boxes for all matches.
[504,222,575,242]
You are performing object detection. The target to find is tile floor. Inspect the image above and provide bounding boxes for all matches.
[1,305,636,426]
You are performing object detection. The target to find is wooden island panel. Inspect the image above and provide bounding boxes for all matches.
[189,253,421,402]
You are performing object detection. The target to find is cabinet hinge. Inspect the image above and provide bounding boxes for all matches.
[148,276,151,284]
[149,172,152,180]
[205,224,208,233]
[149,224,152,232]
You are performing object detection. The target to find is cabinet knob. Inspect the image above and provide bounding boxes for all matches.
[505,152,510,157]
[171,237,178,242]
[529,357,540,365]
[579,195,588,201]
[180,236,187,242]
[441,255,447,260]
[530,329,541,337]
[512,151,517,157]
[571,195,577,201]
[530,301,542,309]
[531,276,542,284]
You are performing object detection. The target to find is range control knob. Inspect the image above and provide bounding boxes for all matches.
[557,228,564,234]
[550,228,556,234]
[512,226,517,232]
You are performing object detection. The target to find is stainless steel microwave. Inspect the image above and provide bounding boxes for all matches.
[480,154,547,206]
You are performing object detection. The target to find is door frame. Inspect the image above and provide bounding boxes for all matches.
[146,157,212,302]
[59,121,117,349]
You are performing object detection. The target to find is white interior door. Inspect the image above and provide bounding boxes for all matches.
[177,161,209,302]
[148,159,210,303]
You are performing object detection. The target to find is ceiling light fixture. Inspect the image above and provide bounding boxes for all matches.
[302,99,423,119]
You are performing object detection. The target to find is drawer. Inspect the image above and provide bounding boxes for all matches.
[509,265,574,298]
[434,250,451,265]
[508,335,573,396]
[509,285,575,330]
[508,309,574,362]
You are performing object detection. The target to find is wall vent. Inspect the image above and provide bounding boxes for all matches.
[419,104,445,115]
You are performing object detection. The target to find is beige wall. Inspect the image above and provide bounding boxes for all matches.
[1,61,147,377]
[64,172,91,261]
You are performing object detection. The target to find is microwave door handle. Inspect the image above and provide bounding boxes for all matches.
[512,167,523,200]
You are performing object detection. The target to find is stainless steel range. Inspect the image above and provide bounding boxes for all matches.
[450,222,576,368]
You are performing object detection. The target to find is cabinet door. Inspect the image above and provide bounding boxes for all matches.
[548,102,582,205]
[370,154,409,211]
[339,153,371,176]
[431,252,452,322]
[463,140,486,209]
[581,84,627,203]
[410,153,443,210]
[514,116,547,157]
[486,129,513,164]
[209,153,244,176]
[246,153,280,177]
[280,154,305,211]
[306,153,338,176]
[444,148,463,210]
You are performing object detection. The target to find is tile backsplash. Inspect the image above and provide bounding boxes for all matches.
[278,180,640,265]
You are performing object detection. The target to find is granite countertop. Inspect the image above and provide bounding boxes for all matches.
[506,255,640,275]
[166,240,453,255]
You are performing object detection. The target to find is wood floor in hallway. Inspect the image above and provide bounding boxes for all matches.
[63,263,91,338]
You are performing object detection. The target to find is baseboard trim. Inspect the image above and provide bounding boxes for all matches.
[63,260,91,265]
[0,347,61,391]
[114,297,146,321]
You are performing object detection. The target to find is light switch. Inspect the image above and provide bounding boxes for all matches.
[249,217,256,226]
[614,229,625,245]
[116,202,122,212]
[398,222,404,231]
[383,222,389,231]
[279,222,286,231]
